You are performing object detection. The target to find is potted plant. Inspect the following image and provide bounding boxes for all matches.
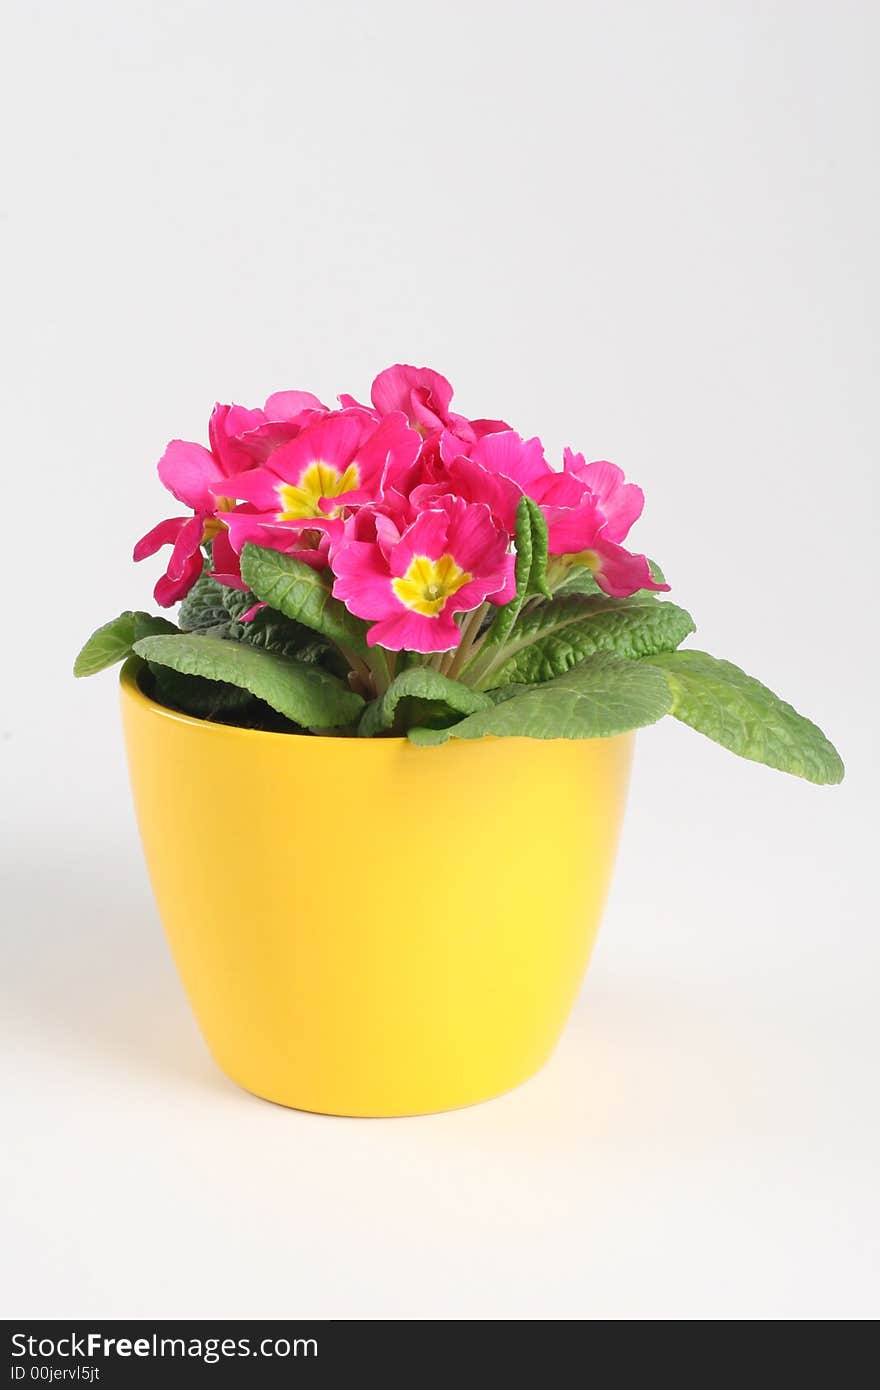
[76,364,843,1117]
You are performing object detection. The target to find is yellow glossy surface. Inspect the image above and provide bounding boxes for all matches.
[120,660,634,1116]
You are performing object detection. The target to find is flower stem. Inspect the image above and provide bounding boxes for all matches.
[366,645,393,696]
[446,604,489,681]
[338,643,372,688]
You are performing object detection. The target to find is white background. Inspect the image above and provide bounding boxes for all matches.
[2,0,878,1319]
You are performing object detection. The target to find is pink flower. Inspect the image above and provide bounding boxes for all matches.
[133,439,248,604]
[132,370,668,621]
[210,391,328,470]
[330,495,515,652]
[221,410,421,554]
[222,512,335,573]
[134,389,330,604]
[409,429,665,600]
[342,364,509,464]
[534,450,668,597]
[413,430,552,537]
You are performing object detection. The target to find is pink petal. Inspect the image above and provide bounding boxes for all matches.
[232,418,307,464]
[209,527,243,583]
[209,570,249,591]
[133,515,187,562]
[570,456,644,542]
[444,456,522,535]
[471,430,551,491]
[157,440,224,511]
[543,496,604,556]
[438,428,467,465]
[409,390,448,433]
[484,553,516,605]
[470,418,511,439]
[209,403,267,474]
[443,495,510,574]
[285,544,332,572]
[337,392,374,413]
[531,468,586,508]
[238,601,267,622]
[264,390,328,418]
[264,411,369,488]
[221,468,285,511]
[439,550,517,615]
[166,514,205,581]
[330,541,398,621]
[374,510,403,562]
[357,411,421,479]
[391,508,451,576]
[371,365,454,426]
[223,509,339,557]
[367,608,461,654]
[444,410,477,446]
[154,549,203,606]
[589,537,670,598]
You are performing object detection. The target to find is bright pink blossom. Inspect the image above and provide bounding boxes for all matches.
[223,511,335,573]
[134,390,330,604]
[133,366,667,626]
[133,439,248,604]
[408,428,665,600]
[330,495,515,652]
[210,391,328,470]
[533,450,667,597]
[221,410,421,557]
[413,430,552,537]
[341,364,509,465]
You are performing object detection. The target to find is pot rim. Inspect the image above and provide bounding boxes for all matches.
[121,655,415,747]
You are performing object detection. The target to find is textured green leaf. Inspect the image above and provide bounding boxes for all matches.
[177,575,231,633]
[523,496,551,599]
[179,575,332,665]
[222,586,330,662]
[465,497,550,673]
[133,633,364,729]
[644,650,844,785]
[146,663,257,721]
[409,652,672,745]
[144,662,307,731]
[488,594,695,686]
[359,668,492,737]
[240,544,368,650]
[74,611,177,677]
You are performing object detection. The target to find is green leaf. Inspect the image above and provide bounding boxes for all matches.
[146,664,257,721]
[359,668,492,738]
[132,633,364,729]
[74,611,177,677]
[179,574,333,667]
[409,652,672,745]
[240,544,368,651]
[177,575,232,633]
[488,594,695,686]
[221,587,330,663]
[523,496,551,599]
[644,650,845,785]
[464,497,550,674]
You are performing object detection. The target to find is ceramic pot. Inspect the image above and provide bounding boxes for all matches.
[121,659,633,1116]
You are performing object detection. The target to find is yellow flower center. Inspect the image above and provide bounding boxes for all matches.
[277,461,360,521]
[567,548,599,572]
[392,554,472,617]
[201,495,236,543]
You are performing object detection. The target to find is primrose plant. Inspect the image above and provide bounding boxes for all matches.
[76,364,842,782]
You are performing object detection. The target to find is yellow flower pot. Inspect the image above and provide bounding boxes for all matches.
[120,660,634,1116]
